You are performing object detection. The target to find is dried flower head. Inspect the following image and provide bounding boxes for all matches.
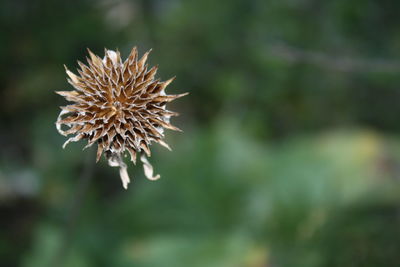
[56,47,187,189]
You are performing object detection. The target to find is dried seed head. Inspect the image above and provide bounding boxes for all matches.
[56,47,187,189]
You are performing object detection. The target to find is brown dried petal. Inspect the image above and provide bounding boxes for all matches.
[56,47,187,189]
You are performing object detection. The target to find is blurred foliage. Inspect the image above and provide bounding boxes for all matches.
[1,0,400,266]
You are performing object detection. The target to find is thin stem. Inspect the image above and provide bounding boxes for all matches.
[50,149,95,267]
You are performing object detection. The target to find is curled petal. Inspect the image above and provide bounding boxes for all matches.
[56,109,72,136]
[140,154,160,181]
[107,152,131,189]
[62,134,85,149]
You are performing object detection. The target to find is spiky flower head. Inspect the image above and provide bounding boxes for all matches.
[56,47,187,189]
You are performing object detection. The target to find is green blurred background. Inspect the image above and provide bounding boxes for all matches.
[2,0,400,266]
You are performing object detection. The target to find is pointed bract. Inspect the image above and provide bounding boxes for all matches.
[56,48,187,189]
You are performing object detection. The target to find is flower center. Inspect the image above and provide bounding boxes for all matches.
[113,101,121,109]
[110,101,122,115]
[110,101,126,123]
